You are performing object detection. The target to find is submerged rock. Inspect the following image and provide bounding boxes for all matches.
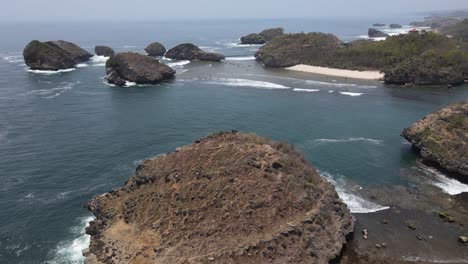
[402,102,468,176]
[85,131,354,263]
[105,52,175,86]
[144,42,166,56]
[165,43,224,62]
[95,46,115,57]
[23,40,92,70]
[368,28,389,38]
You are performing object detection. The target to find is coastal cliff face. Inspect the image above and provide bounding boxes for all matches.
[85,131,354,264]
[402,102,468,176]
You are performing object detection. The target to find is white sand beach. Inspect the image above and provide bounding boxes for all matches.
[286,64,384,80]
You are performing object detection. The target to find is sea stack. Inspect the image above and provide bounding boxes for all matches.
[85,131,354,263]
[105,52,175,86]
[368,28,389,38]
[165,43,225,62]
[144,42,166,56]
[402,102,468,176]
[95,46,115,57]
[23,40,92,71]
[240,27,284,44]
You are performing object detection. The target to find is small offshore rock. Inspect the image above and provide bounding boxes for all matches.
[95,46,115,57]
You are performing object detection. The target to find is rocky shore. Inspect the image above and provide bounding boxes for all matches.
[84,131,354,263]
[402,102,468,177]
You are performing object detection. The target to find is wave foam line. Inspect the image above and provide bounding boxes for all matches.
[225,56,255,61]
[167,60,190,67]
[91,55,109,63]
[339,92,363,97]
[321,171,390,213]
[417,164,468,195]
[206,78,290,90]
[312,137,383,146]
[27,68,76,74]
[293,88,320,93]
[26,82,79,98]
[50,216,94,264]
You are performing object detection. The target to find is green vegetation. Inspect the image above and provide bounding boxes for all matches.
[256,32,468,85]
[442,19,468,42]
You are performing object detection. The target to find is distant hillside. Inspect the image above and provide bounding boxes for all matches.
[441,19,468,41]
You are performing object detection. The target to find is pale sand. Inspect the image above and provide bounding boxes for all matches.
[286,64,384,80]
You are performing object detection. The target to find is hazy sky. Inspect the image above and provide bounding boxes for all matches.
[3,0,467,21]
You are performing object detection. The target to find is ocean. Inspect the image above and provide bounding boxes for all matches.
[0,17,467,263]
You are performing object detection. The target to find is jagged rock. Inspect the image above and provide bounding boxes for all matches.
[85,131,354,264]
[23,40,92,70]
[144,42,166,56]
[368,28,389,38]
[165,43,224,62]
[105,52,175,86]
[402,102,468,176]
[95,46,115,57]
[240,33,266,45]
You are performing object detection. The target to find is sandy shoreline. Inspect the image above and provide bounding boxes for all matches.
[286,64,384,80]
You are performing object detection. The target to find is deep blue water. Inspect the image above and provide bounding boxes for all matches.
[0,18,467,263]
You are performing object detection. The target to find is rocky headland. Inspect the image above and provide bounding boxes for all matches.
[255,31,468,86]
[23,40,92,70]
[402,102,468,177]
[144,42,166,56]
[368,28,389,38]
[105,52,175,86]
[240,28,284,45]
[165,43,224,62]
[84,131,354,263]
[95,46,115,57]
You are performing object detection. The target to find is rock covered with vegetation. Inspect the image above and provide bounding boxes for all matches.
[105,52,175,86]
[368,28,389,38]
[241,27,284,44]
[402,102,468,176]
[144,42,166,56]
[165,43,224,62]
[23,40,92,70]
[255,31,468,85]
[95,46,115,57]
[441,18,468,42]
[85,131,354,264]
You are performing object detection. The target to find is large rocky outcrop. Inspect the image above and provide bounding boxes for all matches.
[105,52,175,86]
[241,27,284,44]
[95,46,115,57]
[402,102,468,176]
[255,33,344,68]
[23,40,92,70]
[368,28,389,38]
[144,42,166,56]
[85,131,354,264]
[165,43,224,62]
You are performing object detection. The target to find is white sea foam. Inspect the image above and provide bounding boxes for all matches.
[219,41,263,48]
[321,171,390,213]
[328,90,334,93]
[125,81,137,87]
[206,78,290,90]
[225,56,256,61]
[176,69,189,75]
[311,137,383,146]
[417,164,468,195]
[76,63,89,68]
[3,55,24,63]
[339,92,363,97]
[27,68,76,75]
[26,82,79,98]
[49,216,94,264]
[167,60,190,67]
[293,88,320,93]
[92,63,106,67]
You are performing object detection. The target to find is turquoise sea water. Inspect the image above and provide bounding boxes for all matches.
[0,18,467,263]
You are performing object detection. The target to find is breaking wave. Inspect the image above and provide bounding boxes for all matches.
[48,216,94,264]
[26,82,79,98]
[417,164,468,195]
[27,68,76,75]
[206,78,290,89]
[311,137,383,147]
[339,92,363,97]
[167,60,190,67]
[321,171,390,213]
[225,56,256,61]
[3,55,23,63]
[293,88,320,93]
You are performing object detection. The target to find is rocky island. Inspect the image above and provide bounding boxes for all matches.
[165,43,225,62]
[145,42,166,56]
[240,27,284,45]
[402,102,468,177]
[105,52,175,86]
[84,131,354,263]
[95,46,115,57]
[255,31,468,85]
[23,40,92,70]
